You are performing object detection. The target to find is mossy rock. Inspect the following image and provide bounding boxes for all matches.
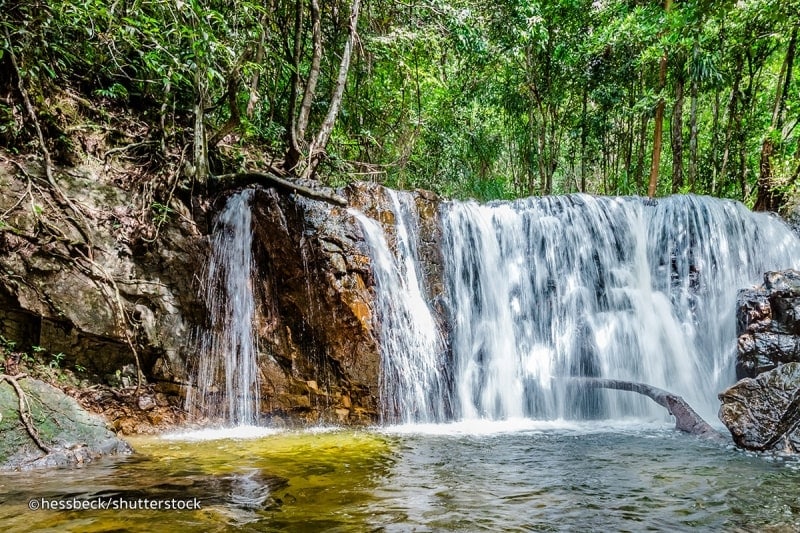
[0,376,132,470]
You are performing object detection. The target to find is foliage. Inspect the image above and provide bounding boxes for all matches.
[0,0,799,204]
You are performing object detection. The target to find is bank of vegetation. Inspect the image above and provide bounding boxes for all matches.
[1,0,799,207]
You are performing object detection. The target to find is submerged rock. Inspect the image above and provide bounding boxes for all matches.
[0,376,132,470]
[718,363,800,453]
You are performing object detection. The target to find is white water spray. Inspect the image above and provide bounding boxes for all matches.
[352,191,449,423]
[189,189,260,425]
[359,192,800,424]
[441,194,800,422]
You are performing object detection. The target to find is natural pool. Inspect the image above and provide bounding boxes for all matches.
[1,421,799,532]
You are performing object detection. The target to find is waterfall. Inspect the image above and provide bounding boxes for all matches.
[352,191,449,423]
[360,192,800,424]
[188,189,260,426]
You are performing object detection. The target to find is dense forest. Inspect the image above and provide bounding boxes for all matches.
[1,0,799,207]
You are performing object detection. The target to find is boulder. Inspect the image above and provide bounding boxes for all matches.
[736,270,800,378]
[0,375,132,470]
[718,362,800,453]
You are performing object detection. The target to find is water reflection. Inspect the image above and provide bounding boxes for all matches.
[1,426,799,531]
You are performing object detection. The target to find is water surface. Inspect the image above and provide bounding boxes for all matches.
[1,423,799,531]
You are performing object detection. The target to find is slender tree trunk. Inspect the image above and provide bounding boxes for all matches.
[527,106,536,194]
[688,73,699,191]
[296,0,322,141]
[755,27,796,211]
[193,62,208,185]
[625,111,634,180]
[246,11,270,119]
[647,0,673,198]
[636,114,648,193]
[284,0,305,172]
[671,71,685,193]
[719,54,743,194]
[580,88,588,192]
[710,90,721,194]
[302,0,362,180]
[647,57,667,198]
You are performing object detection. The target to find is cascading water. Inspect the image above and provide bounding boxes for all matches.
[360,192,800,424]
[188,189,260,426]
[352,191,449,424]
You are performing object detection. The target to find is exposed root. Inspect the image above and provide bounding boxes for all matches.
[5,28,94,254]
[102,140,159,162]
[1,373,52,455]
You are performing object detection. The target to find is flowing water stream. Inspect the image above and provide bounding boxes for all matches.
[187,189,260,425]
[362,192,800,423]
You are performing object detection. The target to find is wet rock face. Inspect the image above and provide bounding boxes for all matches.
[0,154,444,428]
[736,270,800,378]
[244,182,444,425]
[247,186,379,424]
[724,270,800,453]
[718,362,800,453]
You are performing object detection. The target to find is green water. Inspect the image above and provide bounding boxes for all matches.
[1,422,799,531]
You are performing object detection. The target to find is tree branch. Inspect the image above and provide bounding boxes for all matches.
[212,172,347,206]
[569,377,725,441]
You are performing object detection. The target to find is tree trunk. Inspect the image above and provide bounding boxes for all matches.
[647,0,673,198]
[296,0,322,141]
[635,114,648,193]
[671,71,685,193]
[284,0,305,172]
[719,54,743,193]
[246,11,270,119]
[580,88,588,192]
[688,73,699,191]
[755,27,796,212]
[302,0,362,180]
[193,65,209,185]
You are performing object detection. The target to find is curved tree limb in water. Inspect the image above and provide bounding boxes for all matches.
[569,378,726,442]
[212,172,347,206]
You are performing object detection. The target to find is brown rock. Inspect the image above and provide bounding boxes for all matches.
[719,362,800,452]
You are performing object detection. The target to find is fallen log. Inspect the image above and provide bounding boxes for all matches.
[569,377,726,442]
[212,172,347,206]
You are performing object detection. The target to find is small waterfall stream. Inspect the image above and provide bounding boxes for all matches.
[352,191,449,423]
[359,192,800,424]
[189,189,260,425]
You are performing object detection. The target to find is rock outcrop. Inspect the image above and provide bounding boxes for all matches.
[0,375,132,470]
[718,362,800,453]
[736,270,800,378]
[721,270,800,453]
[220,182,442,425]
[0,156,443,428]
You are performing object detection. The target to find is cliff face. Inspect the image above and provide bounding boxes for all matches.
[238,182,442,425]
[0,158,206,407]
[0,155,442,428]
